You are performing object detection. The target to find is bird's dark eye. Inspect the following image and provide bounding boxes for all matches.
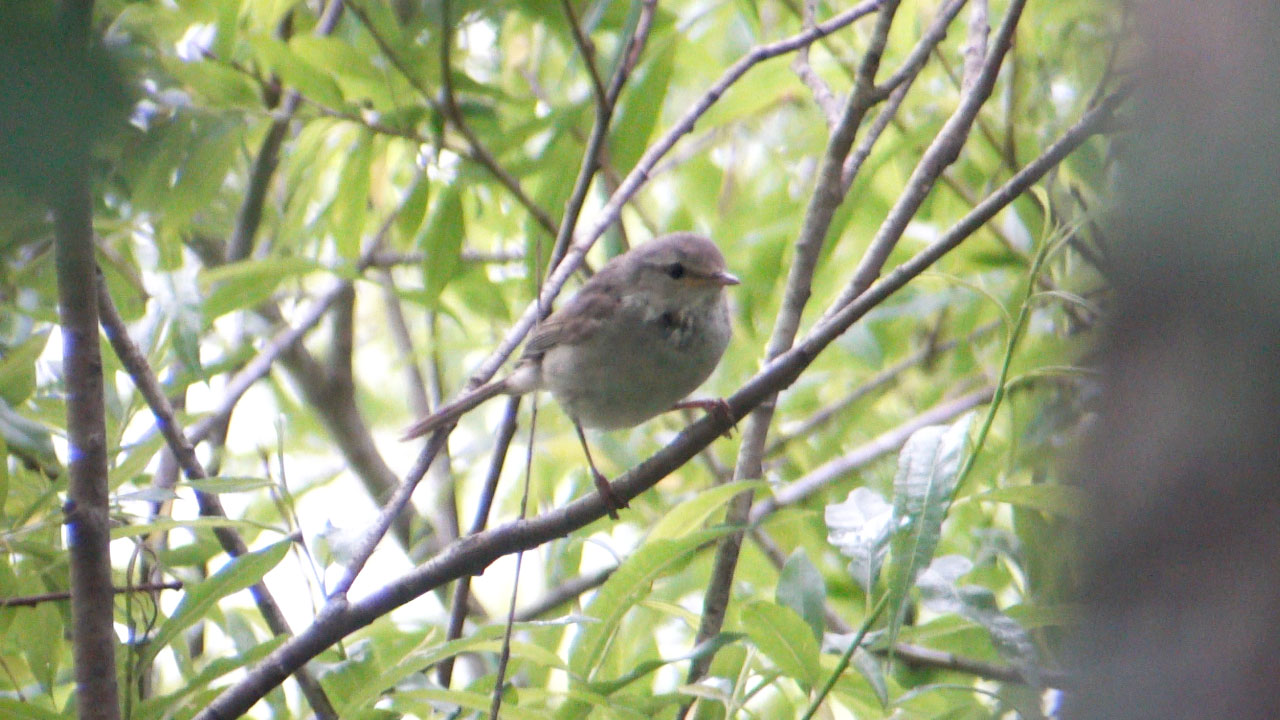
[666,263,685,279]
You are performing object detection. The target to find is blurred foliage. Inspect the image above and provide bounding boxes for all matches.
[0,0,1119,717]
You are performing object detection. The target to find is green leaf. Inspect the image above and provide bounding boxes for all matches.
[776,549,826,642]
[416,187,465,308]
[739,600,821,689]
[108,433,166,491]
[647,480,766,541]
[199,257,325,321]
[143,538,292,666]
[183,476,275,494]
[393,174,431,244]
[567,527,731,682]
[0,329,49,405]
[111,516,281,540]
[850,647,888,707]
[885,413,974,645]
[135,635,288,718]
[978,483,1085,518]
[0,398,60,477]
[0,699,61,720]
[586,632,743,696]
[917,556,1043,685]
[329,132,373,259]
[826,487,894,593]
[384,689,546,720]
[252,37,345,107]
[609,37,675,172]
[169,118,241,224]
[15,601,62,691]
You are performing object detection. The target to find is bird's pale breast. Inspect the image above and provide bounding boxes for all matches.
[541,291,731,429]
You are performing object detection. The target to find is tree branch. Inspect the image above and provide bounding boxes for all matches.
[684,0,905,696]
[832,0,1029,322]
[548,0,658,270]
[427,0,886,442]
[0,582,183,608]
[96,272,338,720]
[55,152,121,720]
[752,386,994,520]
[765,321,1000,457]
[189,53,1123,720]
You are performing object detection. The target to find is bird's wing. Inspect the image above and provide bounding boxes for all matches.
[523,282,621,359]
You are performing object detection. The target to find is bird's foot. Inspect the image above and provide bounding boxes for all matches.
[590,469,626,520]
[673,397,737,437]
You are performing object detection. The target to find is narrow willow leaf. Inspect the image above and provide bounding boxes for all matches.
[183,476,274,494]
[330,132,373,259]
[135,635,287,717]
[383,689,545,720]
[740,600,822,689]
[776,549,826,642]
[0,398,61,477]
[0,699,61,720]
[587,632,743,696]
[556,528,732,720]
[417,186,465,308]
[978,483,1086,518]
[609,39,674,171]
[199,257,324,321]
[826,486,893,593]
[918,555,1043,685]
[0,329,48,405]
[251,37,344,107]
[143,538,292,665]
[110,516,277,540]
[885,413,974,645]
[568,528,730,679]
[850,646,888,707]
[648,479,766,541]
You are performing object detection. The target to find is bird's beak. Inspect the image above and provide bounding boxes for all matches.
[713,270,741,286]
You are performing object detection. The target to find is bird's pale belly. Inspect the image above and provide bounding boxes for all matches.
[541,308,728,429]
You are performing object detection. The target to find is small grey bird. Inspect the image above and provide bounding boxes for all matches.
[403,232,738,517]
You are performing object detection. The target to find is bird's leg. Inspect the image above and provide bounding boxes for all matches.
[573,421,625,519]
[671,398,737,437]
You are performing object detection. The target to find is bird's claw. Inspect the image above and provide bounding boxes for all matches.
[590,469,626,520]
[673,397,737,438]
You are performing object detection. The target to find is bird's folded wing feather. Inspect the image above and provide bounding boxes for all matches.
[523,283,620,358]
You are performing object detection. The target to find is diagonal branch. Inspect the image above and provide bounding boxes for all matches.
[832,0,1029,316]
[96,271,339,720]
[683,0,906,696]
[190,77,1125,720]
[548,0,659,271]
[423,0,886,429]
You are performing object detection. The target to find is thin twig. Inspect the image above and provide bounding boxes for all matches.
[752,387,994,520]
[343,1,559,238]
[830,0,1029,317]
[512,566,616,621]
[437,1,559,239]
[764,321,1000,457]
[97,271,338,720]
[189,63,1124,720]
[682,0,902,700]
[843,0,970,190]
[547,0,658,270]
[417,0,886,441]
[0,582,184,609]
[437,398,521,687]
[961,0,989,93]
[792,0,842,127]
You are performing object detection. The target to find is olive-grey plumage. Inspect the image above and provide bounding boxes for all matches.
[402,232,738,516]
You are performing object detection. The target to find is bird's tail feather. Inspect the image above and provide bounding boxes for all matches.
[400,377,510,440]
